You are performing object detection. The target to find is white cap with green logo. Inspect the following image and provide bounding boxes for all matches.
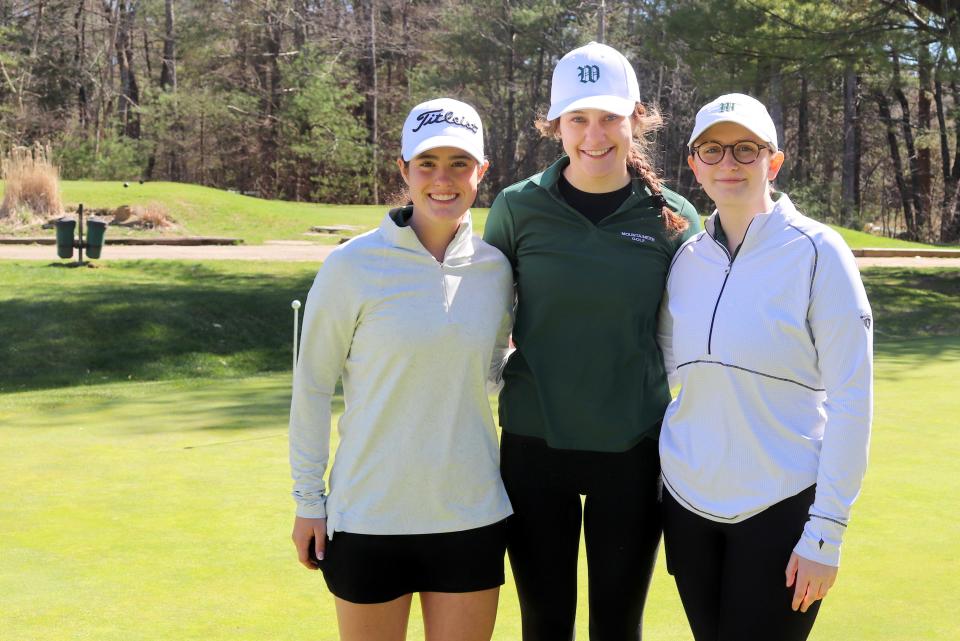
[688,93,779,151]
[547,42,641,120]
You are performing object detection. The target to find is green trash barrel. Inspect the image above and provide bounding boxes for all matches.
[85,219,107,259]
[55,218,75,259]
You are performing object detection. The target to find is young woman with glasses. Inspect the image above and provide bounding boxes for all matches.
[658,93,873,641]
[482,42,702,641]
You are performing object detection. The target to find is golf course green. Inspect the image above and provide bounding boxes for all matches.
[1,260,958,640]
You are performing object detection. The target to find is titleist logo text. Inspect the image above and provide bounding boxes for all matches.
[412,109,479,134]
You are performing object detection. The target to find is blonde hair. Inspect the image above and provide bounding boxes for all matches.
[535,104,688,235]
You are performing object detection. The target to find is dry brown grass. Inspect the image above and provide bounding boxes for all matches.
[0,143,62,224]
[135,203,174,229]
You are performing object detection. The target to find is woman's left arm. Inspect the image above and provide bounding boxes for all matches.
[487,281,515,394]
[788,233,873,605]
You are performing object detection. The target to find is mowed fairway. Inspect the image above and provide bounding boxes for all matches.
[1,263,958,640]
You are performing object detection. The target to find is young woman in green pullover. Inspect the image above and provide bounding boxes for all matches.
[483,42,701,641]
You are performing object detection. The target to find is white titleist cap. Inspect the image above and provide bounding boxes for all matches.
[688,93,779,150]
[547,42,641,120]
[401,98,484,163]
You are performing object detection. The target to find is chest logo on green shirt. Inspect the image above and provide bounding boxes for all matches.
[621,231,656,243]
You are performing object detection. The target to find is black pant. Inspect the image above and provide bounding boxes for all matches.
[662,485,821,641]
[500,431,663,641]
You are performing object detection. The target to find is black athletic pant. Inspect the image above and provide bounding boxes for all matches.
[500,431,663,641]
[662,484,822,641]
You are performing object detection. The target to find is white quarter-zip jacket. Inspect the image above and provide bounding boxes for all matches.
[289,209,514,537]
[658,194,873,566]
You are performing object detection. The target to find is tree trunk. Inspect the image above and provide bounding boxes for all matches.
[893,53,924,235]
[796,75,809,185]
[160,0,176,91]
[370,0,378,205]
[944,82,960,243]
[503,23,517,190]
[74,0,87,130]
[252,0,283,196]
[934,69,955,243]
[116,0,140,139]
[916,45,933,238]
[875,89,916,239]
[841,63,858,228]
[768,68,786,185]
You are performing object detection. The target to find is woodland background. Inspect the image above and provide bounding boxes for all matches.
[2,0,960,243]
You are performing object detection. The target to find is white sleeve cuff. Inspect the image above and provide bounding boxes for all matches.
[293,493,327,519]
[793,515,845,567]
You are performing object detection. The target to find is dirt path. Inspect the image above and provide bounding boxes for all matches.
[0,240,338,263]
[2,241,959,268]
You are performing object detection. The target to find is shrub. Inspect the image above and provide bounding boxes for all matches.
[0,143,63,222]
[133,202,174,229]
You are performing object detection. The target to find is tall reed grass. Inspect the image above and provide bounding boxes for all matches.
[0,143,62,224]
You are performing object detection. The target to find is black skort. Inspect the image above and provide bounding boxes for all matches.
[319,519,508,604]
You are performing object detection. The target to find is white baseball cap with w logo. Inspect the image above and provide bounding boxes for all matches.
[401,98,485,163]
[547,42,641,120]
[688,93,779,151]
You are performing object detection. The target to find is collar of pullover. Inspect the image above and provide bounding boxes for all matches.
[704,192,798,253]
[531,156,659,212]
[381,206,476,262]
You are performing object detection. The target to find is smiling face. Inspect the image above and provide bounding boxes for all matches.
[557,108,634,192]
[687,121,785,214]
[398,147,488,231]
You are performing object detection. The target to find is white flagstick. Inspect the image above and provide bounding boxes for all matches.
[291,300,302,378]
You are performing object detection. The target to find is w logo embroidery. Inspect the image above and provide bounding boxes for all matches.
[578,65,600,83]
[718,102,736,113]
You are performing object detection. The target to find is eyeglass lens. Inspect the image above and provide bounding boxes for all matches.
[697,141,762,165]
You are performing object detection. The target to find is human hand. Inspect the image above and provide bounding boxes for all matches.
[785,552,838,612]
[292,516,327,570]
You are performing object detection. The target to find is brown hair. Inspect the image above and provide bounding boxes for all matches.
[535,103,689,235]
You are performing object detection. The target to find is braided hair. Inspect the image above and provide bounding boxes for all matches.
[535,103,689,235]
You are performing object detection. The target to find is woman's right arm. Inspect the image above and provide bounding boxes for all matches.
[656,289,679,390]
[289,252,361,568]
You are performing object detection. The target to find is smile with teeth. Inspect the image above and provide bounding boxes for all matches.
[582,147,613,157]
[429,193,458,201]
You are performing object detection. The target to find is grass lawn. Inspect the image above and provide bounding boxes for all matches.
[1,262,958,639]
[2,340,958,640]
[0,260,318,392]
[0,179,939,249]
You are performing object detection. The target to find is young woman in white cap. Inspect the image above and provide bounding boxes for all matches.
[658,93,873,641]
[483,42,701,641]
[289,97,513,641]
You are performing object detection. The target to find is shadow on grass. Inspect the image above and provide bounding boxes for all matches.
[0,261,318,392]
[861,268,960,339]
[2,263,956,393]
[4,373,346,436]
[874,336,960,382]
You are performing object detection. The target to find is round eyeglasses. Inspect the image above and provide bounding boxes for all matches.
[691,140,769,165]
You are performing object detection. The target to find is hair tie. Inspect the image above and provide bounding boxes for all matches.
[652,194,668,209]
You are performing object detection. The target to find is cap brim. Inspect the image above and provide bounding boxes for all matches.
[546,95,636,121]
[403,136,484,164]
[688,115,777,149]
